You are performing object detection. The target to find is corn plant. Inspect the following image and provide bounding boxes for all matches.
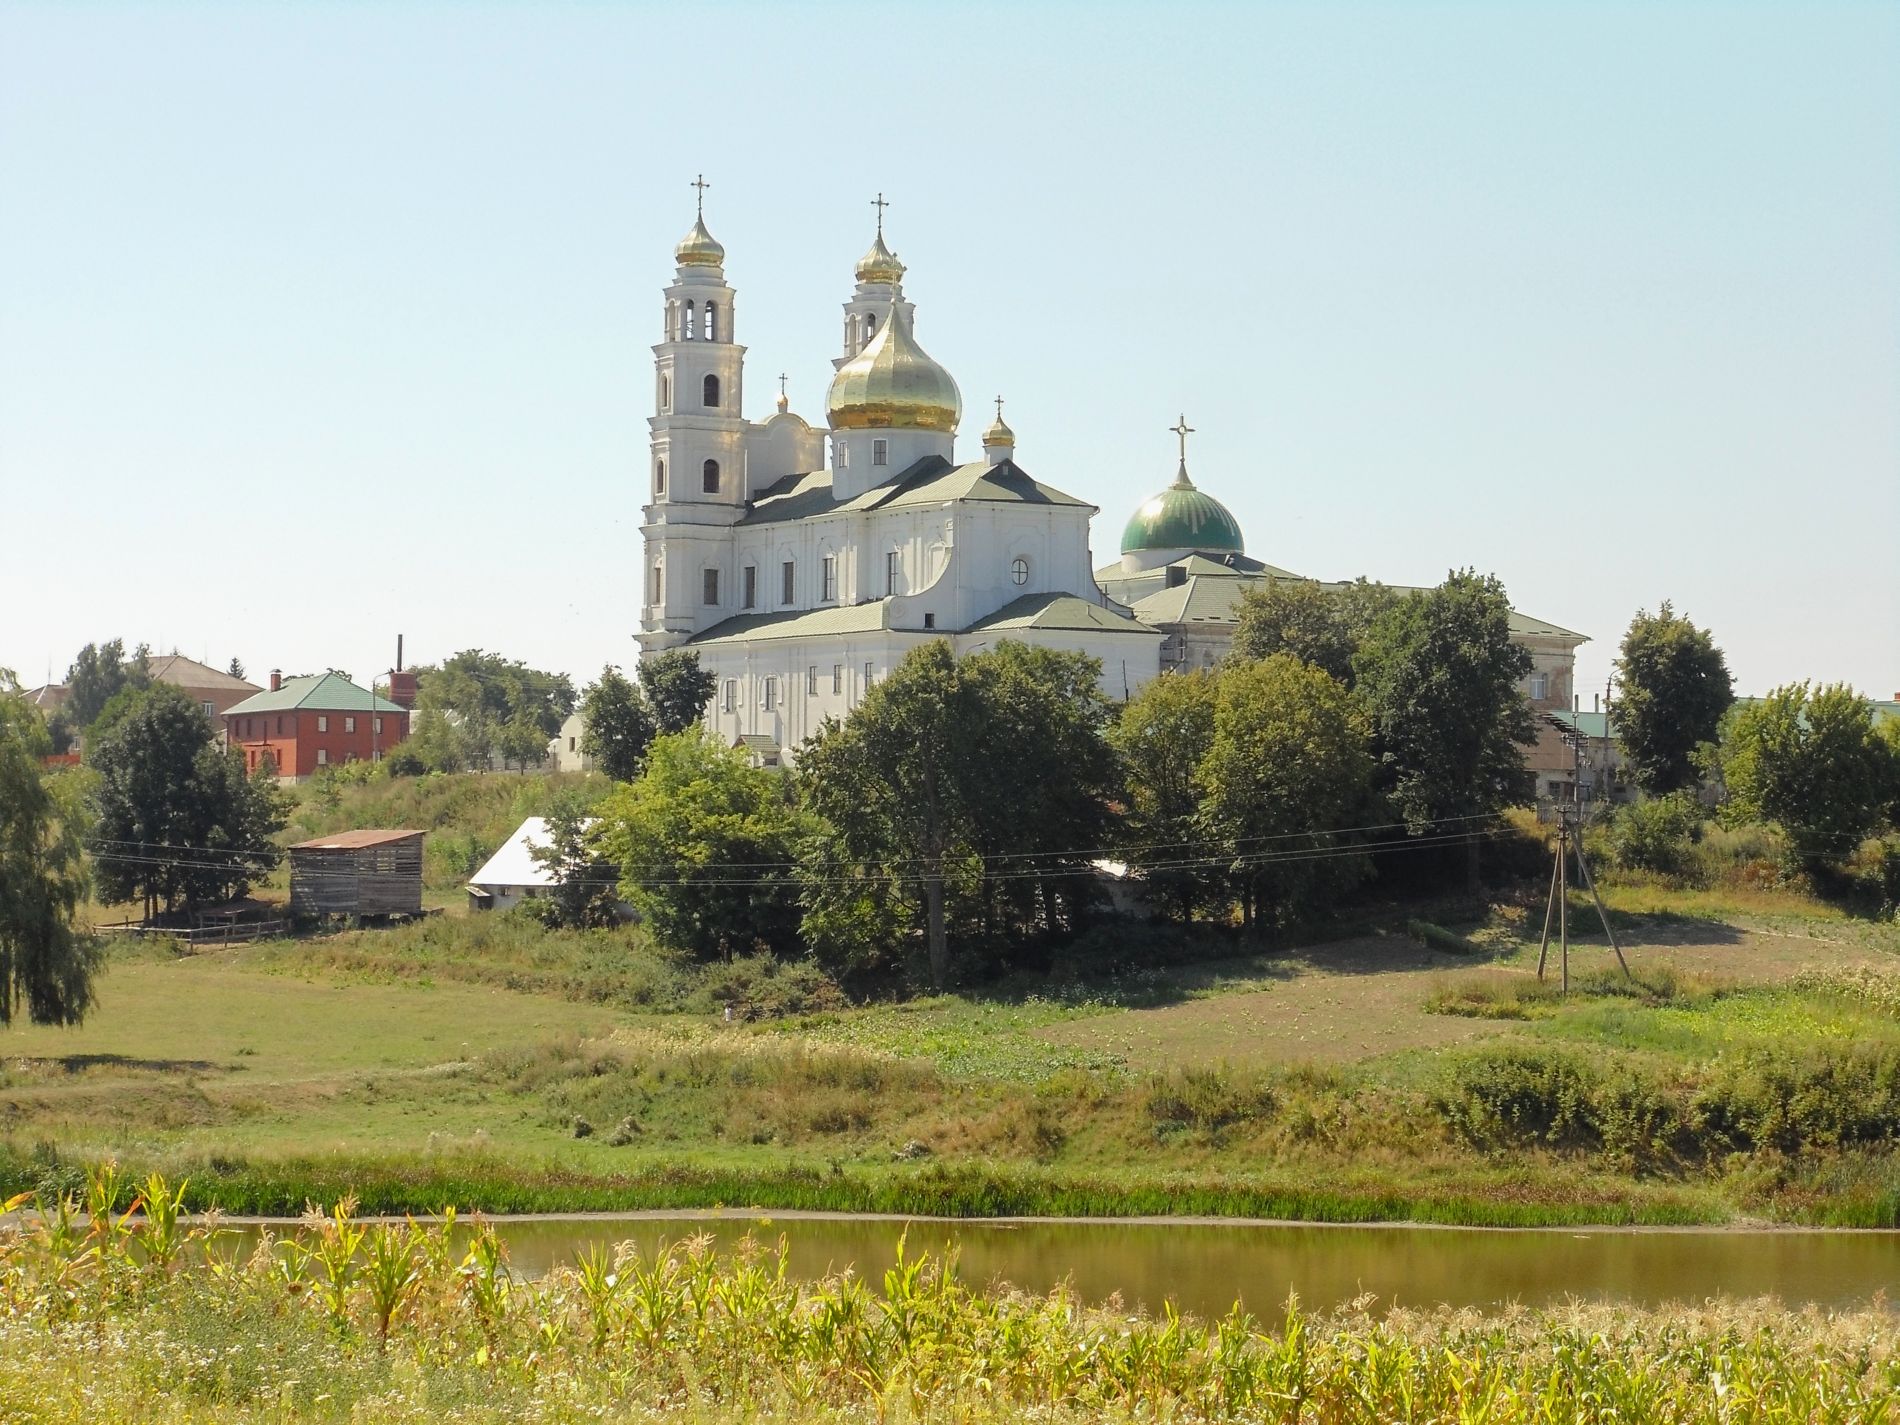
[358,1221,421,1344]
[132,1171,190,1274]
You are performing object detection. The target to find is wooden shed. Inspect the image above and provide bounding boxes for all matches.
[288,829,424,919]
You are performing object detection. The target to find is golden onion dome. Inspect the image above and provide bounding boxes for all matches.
[827,301,961,434]
[855,231,906,284]
[674,215,725,268]
[982,401,1015,448]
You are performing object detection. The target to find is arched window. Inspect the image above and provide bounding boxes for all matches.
[865,312,878,339]
[684,300,696,340]
[654,458,666,494]
[664,302,675,340]
[1011,556,1029,586]
[703,302,717,341]
[702,374,720,408]
[702,458,720,493]
[659,375,670,412]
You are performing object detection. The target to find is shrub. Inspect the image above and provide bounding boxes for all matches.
[1693,1048,1900,1154]
[1437,1047,1601,1149]
[1406,919,1481,955]
[1145,1066,1276,1135]
[1604,792,1705,880]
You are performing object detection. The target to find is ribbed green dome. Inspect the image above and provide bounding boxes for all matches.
[1120,477,1245,555]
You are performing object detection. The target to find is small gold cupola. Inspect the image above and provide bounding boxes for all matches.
[674,173,725,268]
[982,396,1015,465]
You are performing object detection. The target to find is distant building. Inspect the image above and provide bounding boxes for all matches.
[146,653,261,720]
[288,829,424,919]
[467,816,630,917]
[223,671,410,781]
[549,710,592,773]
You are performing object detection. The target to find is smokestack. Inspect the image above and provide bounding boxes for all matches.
[396,633,404,673]
[269,669,282,692]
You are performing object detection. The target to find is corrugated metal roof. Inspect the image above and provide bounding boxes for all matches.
[225,672,408,716]
[146,654,260,694]
[290,828,424,850]
[738,456,1094,526]
[468,817,559,889]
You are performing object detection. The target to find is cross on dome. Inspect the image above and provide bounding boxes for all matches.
[871,191,890,235]
[1170,415,1196,487]
[691,173,710,217]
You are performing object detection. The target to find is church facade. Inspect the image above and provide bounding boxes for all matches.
[638,196,1586,786]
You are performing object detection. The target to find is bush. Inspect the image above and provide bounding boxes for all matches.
[1693,1048,1900,1154]
[1437,1047,1601,1149]
[1145,1066,1276,1135]
[1604,792,1705,880]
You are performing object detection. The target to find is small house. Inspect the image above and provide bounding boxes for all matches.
[288,829,424,919]
[467,817,630,918]
[225,671,411,782]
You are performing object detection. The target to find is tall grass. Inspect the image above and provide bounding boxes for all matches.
[2,1168,1897,1423]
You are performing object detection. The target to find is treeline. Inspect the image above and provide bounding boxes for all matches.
[566,570,1542,988]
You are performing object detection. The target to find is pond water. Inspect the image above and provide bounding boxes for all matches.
[226,1213,1900,1319]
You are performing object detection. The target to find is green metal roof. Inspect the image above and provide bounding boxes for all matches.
[1120,481,1245,555]
[966,593,1164,637]
[687,601,896,647]
[223,672,406,717]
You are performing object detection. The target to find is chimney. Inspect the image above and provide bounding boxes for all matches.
[1593,693,1599,712]
[269,669,282,692]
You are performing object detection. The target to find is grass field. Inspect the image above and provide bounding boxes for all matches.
[7,881,1900,1224]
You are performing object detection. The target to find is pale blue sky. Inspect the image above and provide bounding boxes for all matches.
[2,2,1894,702]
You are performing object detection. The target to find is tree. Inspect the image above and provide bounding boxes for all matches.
[798,641,1119,987]
[1229,578,1395,686]
[592,730,806,959]
[1353,570,1535,889]
[88,684,287,921]
[411,650,576,771]
[580,665,655,781]
[65,638,151,729]
[1199,654,1375,929]
[526,796,623,930]
[638,650,718,737]
[1719,683,1897,868]
[227,657,246,681]
[1,674,99,1026]
[1111,669,1220,920]
[1613,602,1734,794]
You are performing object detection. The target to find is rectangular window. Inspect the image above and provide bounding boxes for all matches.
[373,716,383,735]
[924,613,935,629]
[1529,673,1549,700]
[317,715,328,733]
[742,565,757,608]
[276,715,284,735]
[721,679,736,712]
[873,437,888,466]
[832,664,843,694]
[885,550,899,595]
[807,665,818,695]
[763,677,778,711]
[703,567,720,605]
[200,700,215,716]
[864,660,874,688]
[821,555,837,602]
[316,748,328,766]
[344,715,356,734]
[781,560,795,605]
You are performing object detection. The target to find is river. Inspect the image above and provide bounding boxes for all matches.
[219,1213,1900,1318]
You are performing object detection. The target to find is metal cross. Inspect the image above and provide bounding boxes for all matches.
[871,192,890,234]
[994,395,1005,421]
[1170,414,1195,465]
[691,173,710,216]
[778,373,789,398]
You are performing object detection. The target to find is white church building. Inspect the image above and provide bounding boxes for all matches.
[638,197,1163,762]
[639,191,1587,776]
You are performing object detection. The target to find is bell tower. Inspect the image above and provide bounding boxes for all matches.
[641,177,748,653]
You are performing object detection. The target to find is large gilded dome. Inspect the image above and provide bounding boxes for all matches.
[1120,470,1245,555]
[826,301,961,434]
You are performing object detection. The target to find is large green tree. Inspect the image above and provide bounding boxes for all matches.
[412,650,576,771]
[1,676,99,1026]
[88,685,287,921]
[797,641,1117,987]
[1110,669,1220,921]
[580,665,655,782]
[1613,602,1734,794]
[1199,654,1375,929]
[1230,578,1395,686]
[592,730,806,960]
[1353,570,1536,889]
[1719,683,1897,868]
[526,794,624,930]
[638,650,718,737]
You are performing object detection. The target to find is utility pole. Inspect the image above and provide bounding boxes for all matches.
[1537,718,1634,992]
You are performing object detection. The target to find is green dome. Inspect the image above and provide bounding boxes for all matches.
[1120,477,1245,555]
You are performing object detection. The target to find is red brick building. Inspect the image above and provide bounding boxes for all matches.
[223,671,410,781]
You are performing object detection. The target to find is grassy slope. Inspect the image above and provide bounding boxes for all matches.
[7,882,1900,1223]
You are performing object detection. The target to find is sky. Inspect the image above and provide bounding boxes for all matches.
[2,1,1895,703]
